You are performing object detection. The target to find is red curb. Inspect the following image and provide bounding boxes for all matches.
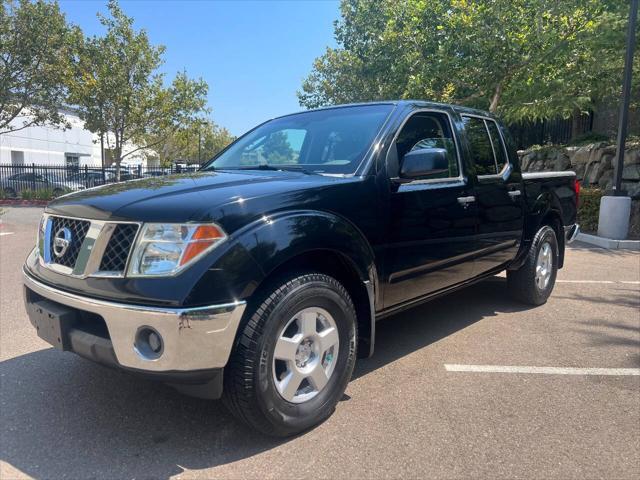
[0,199,49,207]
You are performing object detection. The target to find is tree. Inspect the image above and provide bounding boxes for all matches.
[262,131,294,164]
[147,119,235,166]
[0,0,80,135]
[70,1,208,177]
[298,0,637,127]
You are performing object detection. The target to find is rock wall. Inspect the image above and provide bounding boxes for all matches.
[518,143,640,198]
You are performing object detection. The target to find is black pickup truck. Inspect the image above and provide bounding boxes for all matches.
[23,101,579,436]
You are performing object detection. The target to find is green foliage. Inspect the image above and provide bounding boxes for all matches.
[299,0,636,123]
[69,1,209,176]
[0,0,82,134]
[19,189,35,200]
[261,131,295,164]
[567,132,611,146]
[18,188,58,200]
[577,187,603,233]
[151,119,236,166]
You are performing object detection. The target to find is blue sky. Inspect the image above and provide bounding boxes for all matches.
[59,0,339,136]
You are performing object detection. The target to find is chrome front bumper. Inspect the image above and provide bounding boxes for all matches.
[23,268,246,372]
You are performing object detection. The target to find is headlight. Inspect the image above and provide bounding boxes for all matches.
[127,223,227,277]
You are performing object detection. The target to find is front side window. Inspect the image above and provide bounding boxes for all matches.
[205,104,394,175]
[394,111,460,180]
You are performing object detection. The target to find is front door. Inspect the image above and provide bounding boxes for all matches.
[383,109,479,309]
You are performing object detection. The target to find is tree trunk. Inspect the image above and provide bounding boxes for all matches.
[571,107,582,141]
[489,83,503,113]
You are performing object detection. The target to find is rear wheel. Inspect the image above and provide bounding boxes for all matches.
[507,225,558,305]
[2,187,16,198]
[52,188,64,197]
[223,273,357,436]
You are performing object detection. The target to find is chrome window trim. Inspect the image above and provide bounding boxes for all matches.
[386,108,465,186]
[39,213,142,279]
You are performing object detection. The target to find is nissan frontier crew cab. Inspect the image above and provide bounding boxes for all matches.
[23,101,580,436]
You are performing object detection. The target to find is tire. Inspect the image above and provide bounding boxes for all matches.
[507,225,558,305]
[223,272,357,436]
[52,188,64,197]
[3,187,16,198]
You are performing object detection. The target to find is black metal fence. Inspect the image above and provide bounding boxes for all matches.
[0,163,202,197]
[508,113,594,150]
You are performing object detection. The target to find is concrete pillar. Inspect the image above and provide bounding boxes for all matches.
[598,196,631,240]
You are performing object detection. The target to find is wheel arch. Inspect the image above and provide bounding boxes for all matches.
[237,210,379,358]
[510,185,567,271]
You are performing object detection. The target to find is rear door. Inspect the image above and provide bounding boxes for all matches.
[461,115,524,275]
[383,108,479,308]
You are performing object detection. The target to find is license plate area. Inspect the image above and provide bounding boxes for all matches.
[27,299,77,350]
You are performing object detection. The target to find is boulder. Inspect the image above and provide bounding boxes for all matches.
[573,162,587,180]
[622,181,640,199]
[589,145,608,163]
[572,146,592,166]
[584,160,610,185]
[624,148,640,166]
[553,153,571,171]
[601,153,614,170]
[521,152,537,170]
[622,164,640,181]
[598,169,614,188]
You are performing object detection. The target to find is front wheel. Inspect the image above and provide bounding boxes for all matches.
[223,273,357,436]
[507,225,558,305]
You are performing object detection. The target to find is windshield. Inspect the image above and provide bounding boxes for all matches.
[204,104,394,175]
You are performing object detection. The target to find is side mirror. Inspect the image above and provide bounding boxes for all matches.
[399,148,449,180]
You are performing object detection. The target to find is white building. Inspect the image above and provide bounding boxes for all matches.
[0,108,153,168]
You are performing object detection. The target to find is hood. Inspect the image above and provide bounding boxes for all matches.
[45,170,348,229]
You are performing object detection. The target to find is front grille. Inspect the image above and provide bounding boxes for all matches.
[99,223,139,272]
[49,216,91,268]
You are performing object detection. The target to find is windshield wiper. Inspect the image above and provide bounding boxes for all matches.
[232,164,314,174]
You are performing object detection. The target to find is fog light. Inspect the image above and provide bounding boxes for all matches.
[135,327,164,360]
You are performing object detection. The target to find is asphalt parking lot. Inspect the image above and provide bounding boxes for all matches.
[1,207,639,479]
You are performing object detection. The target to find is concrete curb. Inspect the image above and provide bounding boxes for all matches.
[576,233,640,250]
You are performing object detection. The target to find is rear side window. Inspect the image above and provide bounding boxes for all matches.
[462,116,496,175]
[462,116,509,176]
[486,120,508,172]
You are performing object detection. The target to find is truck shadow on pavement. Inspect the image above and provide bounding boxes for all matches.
[0,277,531,479]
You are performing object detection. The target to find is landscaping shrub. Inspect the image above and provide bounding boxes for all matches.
[577,187,603,233]
[18,188,57,201]
[19,189,36,200]
[35,188,57,200]
[567,132,610,146]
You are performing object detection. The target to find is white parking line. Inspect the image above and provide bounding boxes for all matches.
[444,364,640,376]
[0,232,14,236]
[557,279,639,285]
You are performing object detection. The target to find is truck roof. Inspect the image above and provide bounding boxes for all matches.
[277,100,494,121]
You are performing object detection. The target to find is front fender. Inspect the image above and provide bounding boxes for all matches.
[186,210,378,306]
[244,210,377,285]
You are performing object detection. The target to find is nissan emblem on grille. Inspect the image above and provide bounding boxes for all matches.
[52,227,72,258]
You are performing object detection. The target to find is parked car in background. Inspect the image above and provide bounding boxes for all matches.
[68,171,115,188]
[1,172,85,198]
